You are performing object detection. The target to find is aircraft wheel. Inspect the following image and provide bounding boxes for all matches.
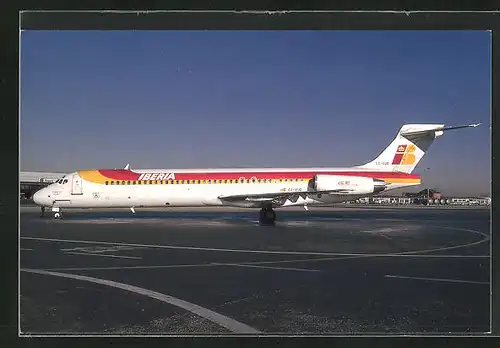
[259,208,276,225]
[54,212,61,219]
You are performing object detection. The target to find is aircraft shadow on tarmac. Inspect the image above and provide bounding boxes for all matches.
[46,211,358,227]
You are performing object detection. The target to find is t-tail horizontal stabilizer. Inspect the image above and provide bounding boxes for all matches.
[400,123,481,137]
[358,122,481,174]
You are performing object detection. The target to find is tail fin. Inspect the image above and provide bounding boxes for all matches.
[358,123,480,174]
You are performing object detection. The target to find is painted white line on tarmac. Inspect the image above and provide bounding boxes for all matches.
[20,235,489,258]
[21,268,261,334]
[385,274,489,285]
[41,263,217,271]
[64,251,142,260]
[61,246,147,253]
[20,248,34,251]
[211,262,320,273]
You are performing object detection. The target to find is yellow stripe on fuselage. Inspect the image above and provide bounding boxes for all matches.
[78,170,110,184]
[378,178,421,184]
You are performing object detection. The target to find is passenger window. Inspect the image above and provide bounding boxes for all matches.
[110,181,114,185]
[121,181,125,185]
[149,180,153,185]
[127,181,130,185]
[105,181,109,185]
[116,181,120,185]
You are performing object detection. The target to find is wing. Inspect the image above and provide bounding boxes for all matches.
[218,189,354,208]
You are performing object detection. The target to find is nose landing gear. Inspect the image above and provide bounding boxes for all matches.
[52,207,62,219]
[40,206,45,218]
[259,206,276,225]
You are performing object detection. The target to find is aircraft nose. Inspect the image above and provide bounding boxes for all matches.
[32,189,48,206]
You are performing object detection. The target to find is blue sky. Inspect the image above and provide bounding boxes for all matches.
[20,30,490,196]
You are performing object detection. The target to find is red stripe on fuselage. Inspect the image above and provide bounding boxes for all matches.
[96,169,419,181]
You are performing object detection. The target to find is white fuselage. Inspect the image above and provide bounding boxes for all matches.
[32,167,419,210]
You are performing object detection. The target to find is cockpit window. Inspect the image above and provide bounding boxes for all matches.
[63,179,68,184]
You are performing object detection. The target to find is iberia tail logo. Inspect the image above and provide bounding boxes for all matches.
[392,144,417,165]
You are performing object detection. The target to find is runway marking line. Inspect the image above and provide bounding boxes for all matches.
[210,262,320,273]
[39,263,218,271]
[20,248,34,251]
[384,274,489,285]
[64,251,142,260]
[21,268,261,334]
[20,225,490,271]
[20,227,489,259]
[61,246,147,253]
[35,252,488,273]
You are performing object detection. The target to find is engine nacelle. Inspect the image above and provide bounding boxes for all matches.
[312,174,387,195]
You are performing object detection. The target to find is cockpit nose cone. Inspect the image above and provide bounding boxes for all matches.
[32,189,48,206]
[32,191,41,205]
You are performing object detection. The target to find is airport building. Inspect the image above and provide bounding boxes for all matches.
[20,171,65,200]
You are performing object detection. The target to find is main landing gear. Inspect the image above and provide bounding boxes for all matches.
[259,205,276,226]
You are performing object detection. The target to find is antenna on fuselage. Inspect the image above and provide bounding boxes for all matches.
[124,164,130,170]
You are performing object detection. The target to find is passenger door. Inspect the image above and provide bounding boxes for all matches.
[71,174,83,195]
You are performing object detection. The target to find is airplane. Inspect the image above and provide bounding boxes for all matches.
[31,123,480,224]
